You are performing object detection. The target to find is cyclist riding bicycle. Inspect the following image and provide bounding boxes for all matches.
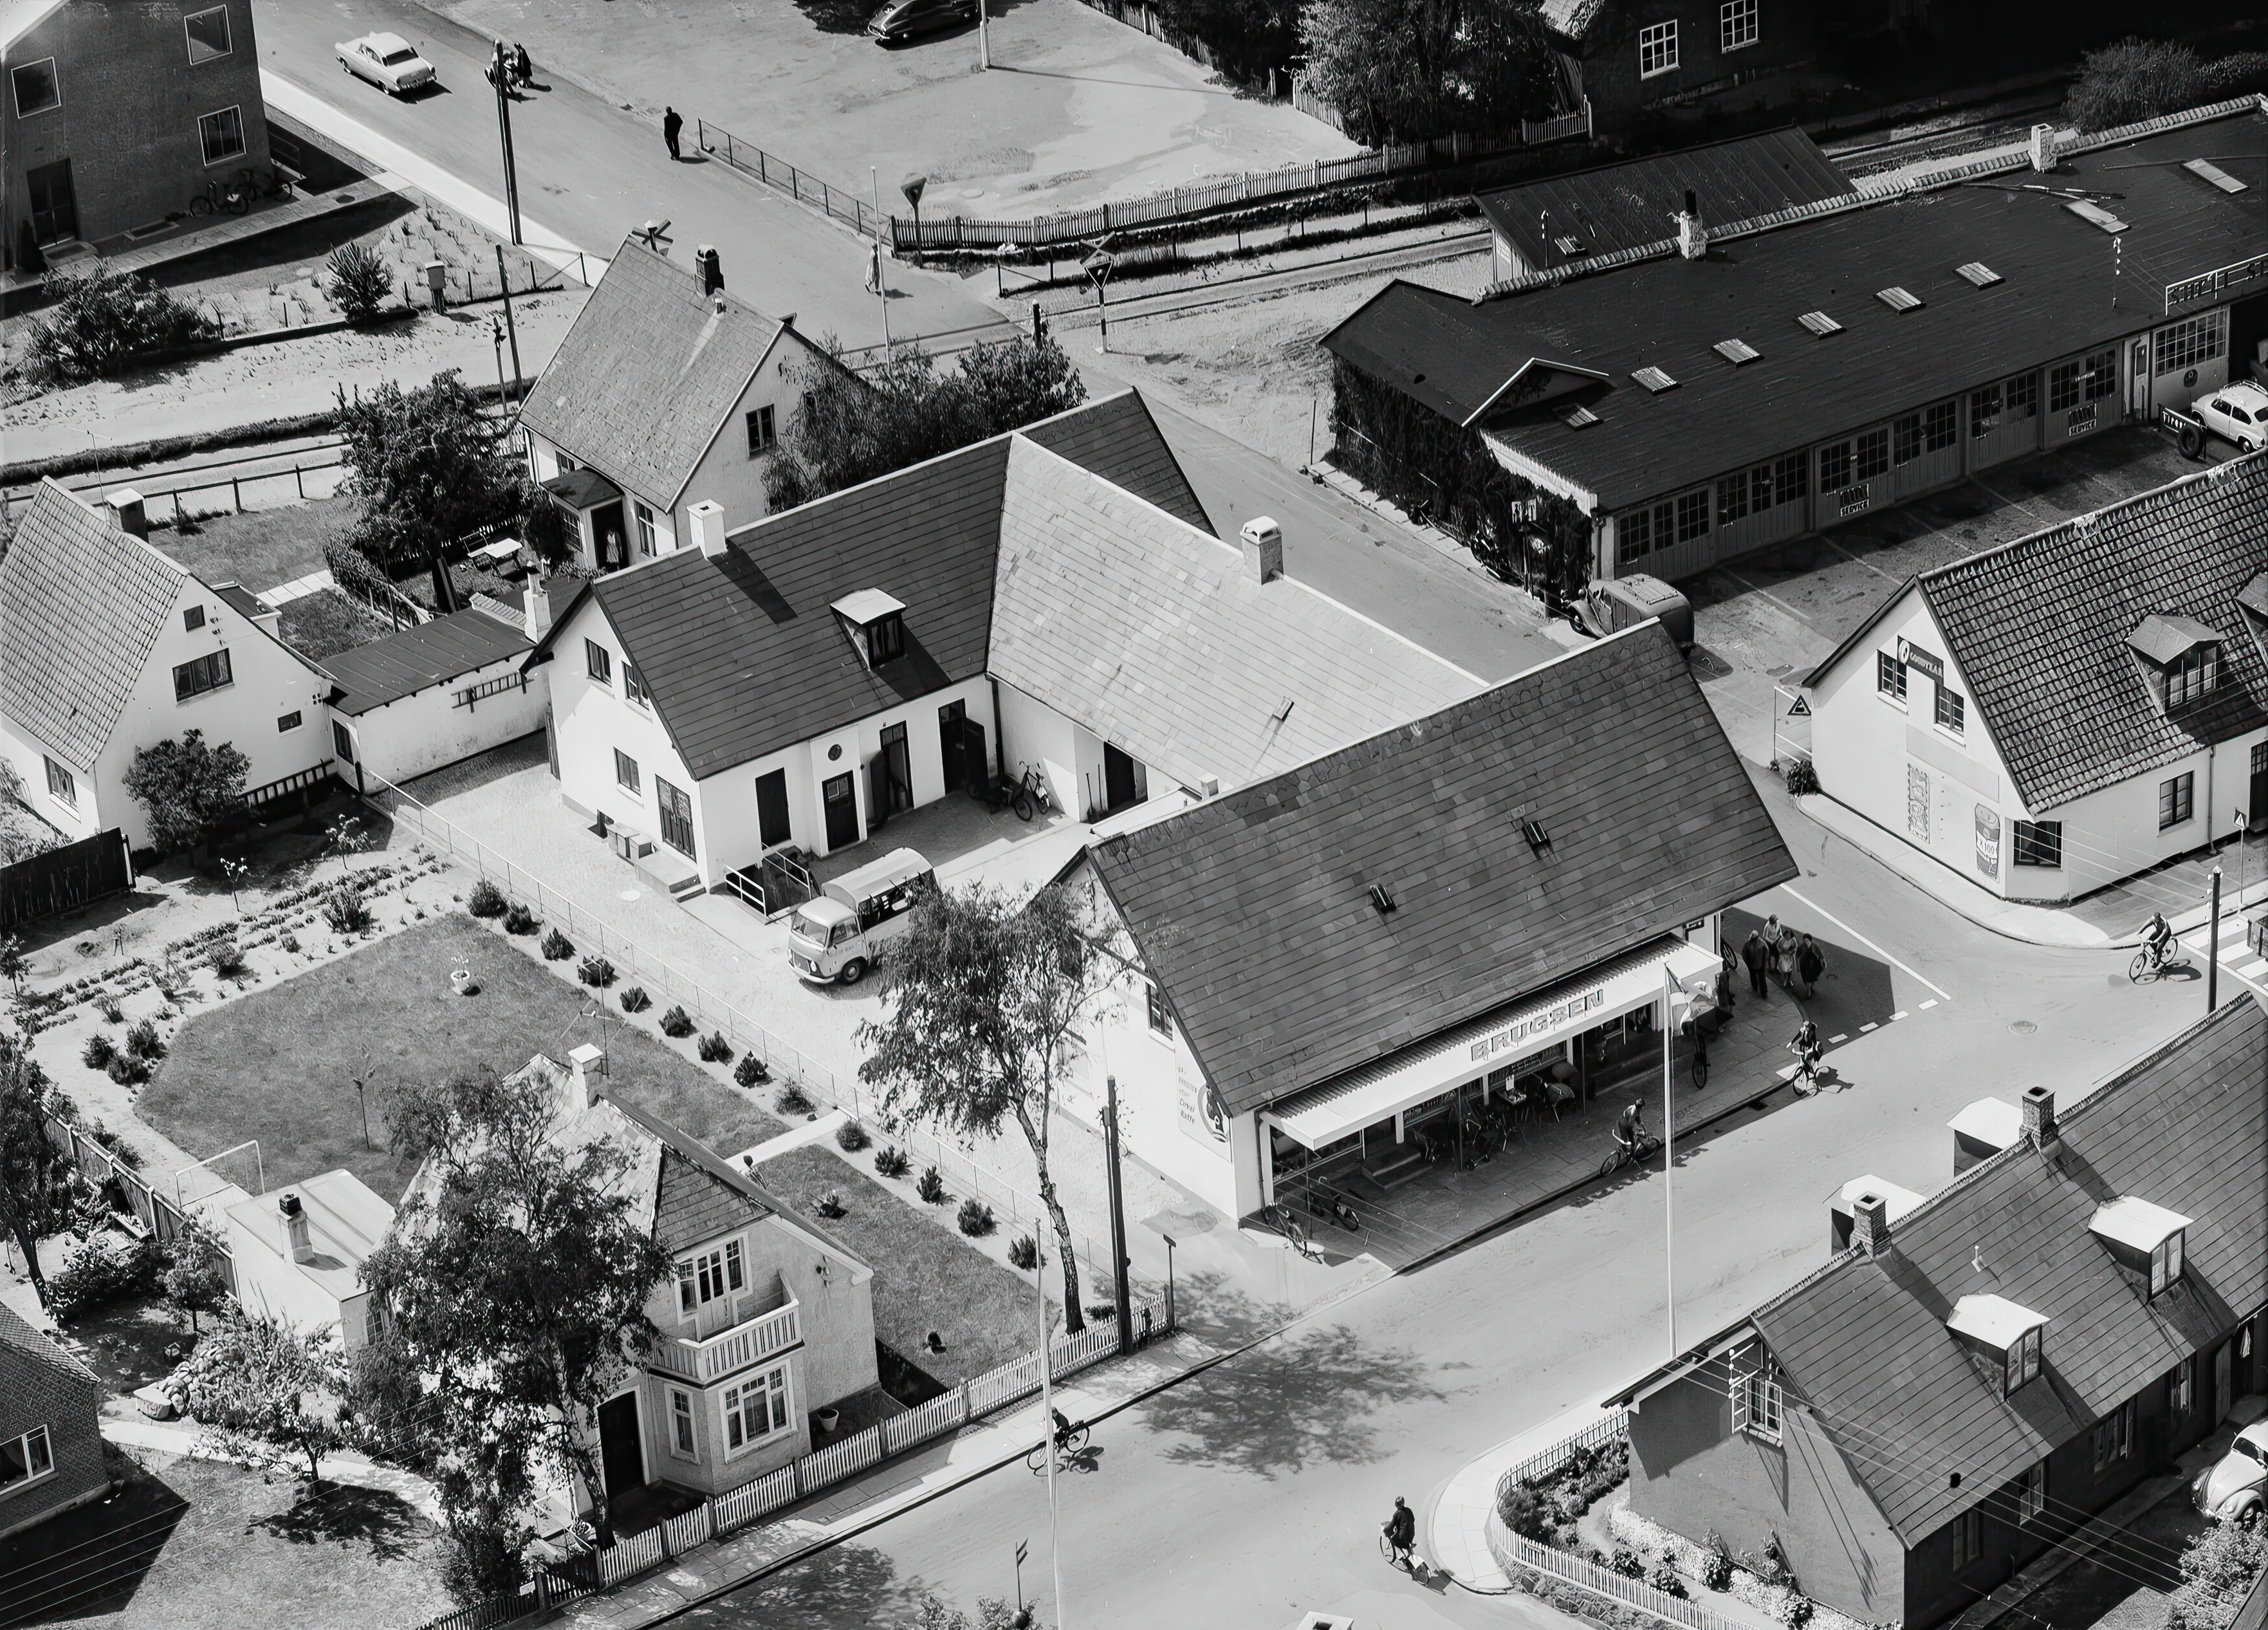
[1051,1407,1074,1448]
[2140,911,2173,966]
[1616,1099,1647,1158]
[1383,1496,1417,1570]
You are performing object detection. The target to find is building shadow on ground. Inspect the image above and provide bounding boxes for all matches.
[0,1455,188,1624]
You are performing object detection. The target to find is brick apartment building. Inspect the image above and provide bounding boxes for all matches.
[3,0,272,268]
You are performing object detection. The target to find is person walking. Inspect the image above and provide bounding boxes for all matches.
[1795,933,1825,1000]
[1741,928,1769,999]
[662,105,684,161]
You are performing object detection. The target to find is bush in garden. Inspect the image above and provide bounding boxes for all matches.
[815,1190,846,1219]
[24,262,221,385]
[1650,1564,1687,1598]
[501,902,538,936]
[1609,1546,1645,1580]
[324,885,373,935]
[1768,1589,1811,1628]
[107,1054,151,1086]
[1499,1480,1551,1542]
[124,1019,165,1061]
[325,241,396,323]
[658,1004,695,1038]
[207,937,246,978]
[1780,756,1820,796]
[1008,1234,1039,1270]
[956,1197,995,1236]
[1698,1549,1735,1592]
[873,1145,909,1178]
[277,933,299,956]
[98,999,125,1024]
[775,1082,811,1113]
[577,955,616,987]
[697,1030,733,1064]
[540,926,573,961]
[618,985,652,1013]
[733,1053,770,1088]
[834,1119,868,1152]
[466,878,507,917]
[47,1232,161,1322]
[82,1033,115,1070]
[916,1164,946,1204]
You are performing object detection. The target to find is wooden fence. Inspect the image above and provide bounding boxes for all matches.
[1,828,133,932]
[43,1116,236,1295]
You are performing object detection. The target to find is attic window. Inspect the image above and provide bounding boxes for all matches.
[1713,338,1760,365]
[2090,1196,2191,1297]
[1369,883,1397,915]
[1562,404,1600,429]
[2126,614,2224,708]
[831,589,908,669]
[2004,1326,2042,1396]
[2186,159,2247,194]
[1956,261,2004,288]
[1946,1294,2049,1398]
[1876,286,1923,313]
[1631,366,1678,393]
[1798,311,1843,336]
[1521,818,1551,852]
[1553,235,1588,256]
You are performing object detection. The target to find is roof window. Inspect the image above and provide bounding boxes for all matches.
[1553,235,1589,257]
[1798,311,1843,336]
[1713,338,1760,365]
[2090,1197,2191,1297]
[1876,286,1923,313]
[1561,404,1600,429]
[1956,262,2003,288]
[2067,200,2129,235]
[2186,159,2247,194]
[831,589,908,670]
[1631,366,1678,393]
[1947,1294,2048,1398]
[2126,614,2222,710]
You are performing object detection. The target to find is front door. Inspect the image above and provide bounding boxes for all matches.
[822,771,860,850]
[877,722,914,816]
[26,161,76,244]
[596,1392,644,1497]
[1103,742,1140,812]
[2217,1342,2233,1423]
[2250,742,2268,832]
[939,701,970,792]
[589,500,626,570]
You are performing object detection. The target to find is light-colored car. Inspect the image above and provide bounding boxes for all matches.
[2193,1422,2268,1521]
[336,32,437,95]
[2194,381,2268,453]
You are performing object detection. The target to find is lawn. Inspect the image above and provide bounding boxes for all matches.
[0,1446,450,1629]
[278,588,390,660]
[157,496,356,594]
[755,1143,1045,1391]
[138,913,786,1199]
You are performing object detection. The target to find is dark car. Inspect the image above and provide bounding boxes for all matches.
[867,0,977,44]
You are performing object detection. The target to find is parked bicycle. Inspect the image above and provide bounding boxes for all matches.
[187,175,251,217]
[1020,762,1053,814]
[237,165,290,201]
[1691,1036,1710,1090]
[1598,1130,1664,1178]
[1307,1186,1360,1232]
[1458,1113,1502,1168]
[1271,1202,1323,1261]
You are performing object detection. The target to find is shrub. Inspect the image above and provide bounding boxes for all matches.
[207,937,246,978]
[540,926,573,961]
[1500,1480,1551,1541]
[834,1120,869,1152]
[775,1082,811,1113]
[1610,1546,1645,1579]
[957,1197,996,1236]
[1699,1550,1735,1591]
[466,878,508,917]
[619,985,652,1013]
[916,1165,947,1203]
[501,902,538,936]
[107,1054,151,1086]
[659,1004,696,1038]
[325,241,396,323]
[1768,1589,1811,1628]
[874,1145,910,1178]
[324,886,373,935]
[697,1030,733,1063]
[577,954,616,987]
[815,1190,847,1219]
[1008,1233,1039,1270]
[2063,37,2202,133]
[87,1123,142,1169]
[1780,756,1819,796]
[124,1019,165,1061]
[47,1232,161,1322]
[82,1033,116,1069]
[1652,1565,1688,1598]
[277,933,299,956]
[439,1508,530,1607]
[24,262,221,386]
[733,1052,771,1088]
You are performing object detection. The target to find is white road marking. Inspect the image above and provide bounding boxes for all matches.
[1859,1021,1879,1032]
[1920,999,1938,1009]
[1776,884,1955,1003]
[1891,1010,1909,1021]
[1829,1034,1849,1044]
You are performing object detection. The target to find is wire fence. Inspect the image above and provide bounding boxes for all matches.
[3,453,349,523]
[693,117,885,241]
[1491,1409,1630,1510]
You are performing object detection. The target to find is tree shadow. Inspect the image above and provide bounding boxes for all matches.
[249,1481,421,1562]
[714,1534,930,1627]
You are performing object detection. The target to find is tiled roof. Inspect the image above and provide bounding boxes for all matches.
[1538,0,1607,40]
[1089,625,1796,1116]
[0,1300,98,1391]
[1325,112,2268,514]
[988,439,1482,794]
[1015,388,1210,534]
[1749,996,2268,1546]
[516,238,789,508]
[1477,129,1853,275]
[0,482,187,769]
[321,609,533,715]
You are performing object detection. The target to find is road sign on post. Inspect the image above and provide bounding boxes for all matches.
[1083,244,1115,354]
[900,174,927,253]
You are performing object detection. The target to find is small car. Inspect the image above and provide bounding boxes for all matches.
[1576,572,1695,652]
[336,32,438,95]
[2193,1421,2268,1521]
[2193,381,2268,453]
[867,0,978,45]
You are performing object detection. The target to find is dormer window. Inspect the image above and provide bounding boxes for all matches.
[1948,1294,2049,1398]
[867,611,905,663]
[2152,1231,2185,1295]
[2004,1326,2041,1395]
[831,590,907,670]
[2167,646,2218,708]
[2126,614,2224,711]
[2090,1196,2191,1299]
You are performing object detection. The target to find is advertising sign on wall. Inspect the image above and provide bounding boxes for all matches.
[1176,1061,1230,1157]
[1975,804,2001,879]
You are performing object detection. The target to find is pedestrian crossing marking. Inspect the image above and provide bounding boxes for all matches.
[1829,1034,1849,1044]
[1920,1000,1938,1009]
[1859,1021,1878,1032]
[1891,1011,1909,1021]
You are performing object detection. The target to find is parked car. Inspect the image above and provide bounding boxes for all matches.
[1576,573,1694,653]
[788,848,934,985]
[2194,1422,2268,1521]
[336,32,437,95]
[867,0,977,45]
[2193,381,2268,453]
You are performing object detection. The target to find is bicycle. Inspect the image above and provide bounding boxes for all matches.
[187,176,251,217]
[2129,937,2188,982]
[1690,1041,1710,1090]
[1458,1114,1501,1168]
[1019,762,1053,814]
[1272,1201,1323,1260]
[1598,1130,1664,1178]
[1025,1418,1091,1472]
[237,165,290,201]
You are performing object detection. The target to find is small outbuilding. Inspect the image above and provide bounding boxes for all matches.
[319,607,546,787]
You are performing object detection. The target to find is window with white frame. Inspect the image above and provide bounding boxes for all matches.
[10,59,58,117]
[198,105,246,165]
[1146,982,1172,1036]
[2155,311,2227,377]
[1639,19,1678,76]
[1730,1344,1784,1444]
[675,1239,745,1314]
[1720,0,1758,52]
[634,501,657,558]
[43,756,75,807]
[2161,771,2195,830]
[670,1388,697,1458]
[625,661,650,708]
[2150,1229,2185,1296]
[614,749,640,792]
[184,6,232,62]
[722,1366,789,1455]
[1877,652,1907,703]
[0,1425,53,1493]
[2018,1461,2047,1524]
[2166,646,2219,709]
[2004,1324,2041,1396]
[173,648,233,701]
[1934,683,1965,736]
[585,639,613,686]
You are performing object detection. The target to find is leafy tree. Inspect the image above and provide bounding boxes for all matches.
[956,331,1090,441]
[2064,39,2202,133]
[168,1311,346,1485]
[324,242,396,324]
[857,883,1125,1333]
[2169,1508,2267,1630]
[161,1218,230,1335]
[122,729,249,860]
[905,1594,1032,1630]
[0,935,25,994]
[1460,0,1557,134]
[1300,0,1555,142]
[362,1064,673,1541]
[24,262,219,387]
[1148,0,1298,80]
[0,1035,78,1309]
[0,760,61,867]
[334,371,526,610]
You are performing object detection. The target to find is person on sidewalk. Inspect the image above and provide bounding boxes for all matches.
[1788,1019,1821,1092]
[1717,949,1737,1012]
[663,106,684,161]
[1742,928,1769,998]
[1796,933,1825,1000]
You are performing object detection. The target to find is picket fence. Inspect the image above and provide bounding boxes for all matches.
[1491,1528,1750,1630]
[411,1292,1175,1630]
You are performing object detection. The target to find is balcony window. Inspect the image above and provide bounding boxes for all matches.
[676,1239,746,1313]
[722,1364,789,1455]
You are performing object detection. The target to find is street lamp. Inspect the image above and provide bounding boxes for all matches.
[1031,1249,1067,1630]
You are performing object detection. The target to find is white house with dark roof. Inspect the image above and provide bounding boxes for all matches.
[1804,451,2268,902]
[221,1169,394,1351]
[0,481,337,850]
[515,235,833,572]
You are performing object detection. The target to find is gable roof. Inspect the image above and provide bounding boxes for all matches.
[1744,996,2268,1546]
[0,482,189,769]
[988,437,1484,794]
[0,1299,98,1391]
[531,390,1215,781]
[1809,452,2268,813]
[1477,129,1854,275]
[1089,625,1796,1115]
[320,609,533,715]
[516,238,790,508]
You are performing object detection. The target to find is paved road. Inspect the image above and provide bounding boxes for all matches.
[685,763,2196,1630]
[250,0,1009,353]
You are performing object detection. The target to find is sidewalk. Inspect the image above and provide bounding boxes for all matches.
[1426,1404,1618,1588]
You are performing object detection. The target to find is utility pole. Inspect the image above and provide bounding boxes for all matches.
[1083,242,1114,354]
[870,167,892,349]
[494,245,522,394]
[978,0,990,69]
[2210,867,2224,1013]
[491,43,523,245]
[1032,1254,1066,1630]
[1662,965,1677,1359]
[1104,1075,1133,1355]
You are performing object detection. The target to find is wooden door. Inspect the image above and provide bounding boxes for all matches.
[26,161,76,244]
[597,1392,644,1496]
[822,772,860,850]
[2217,1342,2233,1423]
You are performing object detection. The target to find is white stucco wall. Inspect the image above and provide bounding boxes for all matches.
[0,713,103,843]
[221,1211,371,1350]
[548,594,710,872]
[337,659,550,787]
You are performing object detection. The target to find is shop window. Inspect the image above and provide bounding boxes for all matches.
[198,105,246,166]
[2166,646,2219,708]
[586,639,613,686]
[43,756,75,807]
[2150,1228,2185,1296]
[1720,0,1758,51]
[614,749,640,792]
[1856,428,1890,482]
[1877,653,1906,702]
[1934,685,1965,735]
[2013,821,2061,868]
[1819,441,1852,491]
[2004,1324,2042,1396]
[2161,771,2195,829]
[1774,452,1809,506]
[1951,1510,1987,1569]
[1926,401,1959,452]
[184,6,232,62]
[1971,383,2002,436]
[2006,372,2038,421]
[1675,489,1710,544]
[2050,361,2082,414]
[173,648,232,700]
[1639,19,1678,76]
[2092,1400,2135,1471]
[2155,312,2227,376]
[2083,347,2119,402]
[1717,473,1749,525]
[11,58,58,116]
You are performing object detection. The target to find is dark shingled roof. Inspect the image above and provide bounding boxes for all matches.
[1325,112,2268,515]
[1809,452,2268,813]
[321,609,533,715]
[1088,625,1796,1116]
[1477,128,1853,275]
[0,1300,99,1390]
[1747,996,2268,1546]
[531,390,1211,781]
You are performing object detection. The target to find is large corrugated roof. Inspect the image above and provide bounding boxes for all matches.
[1089,625,1796,1116]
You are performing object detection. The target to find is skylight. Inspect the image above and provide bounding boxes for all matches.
[1553,235,1588,256]
[1631,366,1677,393]
[2067,200,2129,234]
[2186,158,2248,194]
[1713,339,1760,365]
[1956,261,2003,288]
[1561,404,1600,429]
[1876,286,1923,313]
[1798,311,1843,336]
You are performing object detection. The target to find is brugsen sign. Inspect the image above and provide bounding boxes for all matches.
[1897,637,1946,684]
[1470,987,1606,1064]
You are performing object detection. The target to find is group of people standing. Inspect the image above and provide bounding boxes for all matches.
[1728,914,1832,1092]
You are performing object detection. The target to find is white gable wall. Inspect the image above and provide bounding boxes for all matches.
[671,328,819,545]
[548,592,710,874]
[0,711,104,843]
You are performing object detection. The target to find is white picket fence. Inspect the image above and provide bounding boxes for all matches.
[1493,1528,1751,1630]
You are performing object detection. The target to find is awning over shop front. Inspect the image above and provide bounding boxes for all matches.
[1262,935,1720,1151]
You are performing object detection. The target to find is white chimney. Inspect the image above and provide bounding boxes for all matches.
[687,499,728,560]
[1199,774,1220,798]
[106,488,149,539]
[1238,516,1284,584]
[523,573,553,641]
[2030,124,2060,173]
[1675,189,1707,261]
[279,1192,314,1265]
[569,1042,605,1109]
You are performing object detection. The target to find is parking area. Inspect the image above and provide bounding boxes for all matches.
[424,0,1354,218]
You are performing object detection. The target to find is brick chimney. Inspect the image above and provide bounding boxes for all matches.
[106,489,149,539]
[569,1042,606,1110]
[523,573,552,641]
[697,245,723,297]
[687,499,728,560]
[1851,1191,1890,1259]
[1239,516,1283,584]
[1675,190,1708,261]
[2029,124,2060,173]
[278,1191,314,1265]
[2022,1085,2057,1152]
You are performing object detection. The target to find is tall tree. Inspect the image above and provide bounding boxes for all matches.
[335,371,526,610]
[161,1218,230,1335]
[169,1311,346,1485]
[362,1065,672,1541]
[857,883,1123,1333]
[0,1034,78,1309]
[122,729,249,860]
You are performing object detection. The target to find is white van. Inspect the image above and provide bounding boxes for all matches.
[788,848,934,985]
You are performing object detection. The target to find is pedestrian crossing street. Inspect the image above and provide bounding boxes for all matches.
[2188,916,2268,991]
